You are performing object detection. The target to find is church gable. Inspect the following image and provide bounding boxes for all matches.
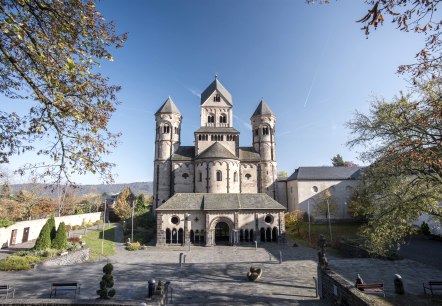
[201,91,232,108]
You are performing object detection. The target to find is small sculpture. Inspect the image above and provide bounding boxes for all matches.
[246,266,263,281]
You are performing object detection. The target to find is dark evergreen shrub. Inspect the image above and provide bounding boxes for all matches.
[48,215,56,241]
[97,263,116,299]
[52,222,67,250]
[34,222,51,250]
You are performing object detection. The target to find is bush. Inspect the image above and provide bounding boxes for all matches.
[68,237,82,244]
[48,215,56,241]
[125,241,141,251]
[0,219,14,228]
[42,248,59,258]
[0,255,41,271]
[34,221,51,250]
[65,224,72,232]
[52,222,68,250]
[14,250,31,257]
[97,263,116,299]
[421,221,431,236]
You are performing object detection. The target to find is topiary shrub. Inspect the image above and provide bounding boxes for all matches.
[97,263,116,299]
[52,222,67,250]
[34,221,51,251]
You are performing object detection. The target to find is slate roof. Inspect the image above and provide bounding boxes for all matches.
[155,97,181,115]
[195,127,240,134]
[252,99,275,118]
[200,78,232,105]
[239,147,261,161]
[196,142,238,160]
[156,193,286,211]
[171,146,195,161]
[287,167,362,181]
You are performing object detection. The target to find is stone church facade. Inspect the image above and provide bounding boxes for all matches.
[153,77,286,246]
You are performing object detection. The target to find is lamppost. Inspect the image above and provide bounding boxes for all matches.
[131,200,135,243]
[326,199,333,242]
[307,199,311,243]
[101,199,107,256]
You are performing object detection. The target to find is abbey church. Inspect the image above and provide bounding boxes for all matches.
[153,77,287,246]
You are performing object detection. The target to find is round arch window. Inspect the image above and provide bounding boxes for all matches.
[312,186,318,192]
[264,215,274,224]
[170,216,180,225]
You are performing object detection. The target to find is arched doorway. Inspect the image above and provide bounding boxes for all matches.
[215,222,230,245]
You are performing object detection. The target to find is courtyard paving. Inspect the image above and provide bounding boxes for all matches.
[1,227,441,305]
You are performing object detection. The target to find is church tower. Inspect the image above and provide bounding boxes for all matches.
[153,97,182,209]
[251,99,278,199]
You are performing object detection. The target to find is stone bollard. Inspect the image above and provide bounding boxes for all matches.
[394,274,405,294]
[179,253,183,267]
[279,250,282,264]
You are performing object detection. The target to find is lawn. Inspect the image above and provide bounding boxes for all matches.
[81,225,116,260]
[287,222,363,249]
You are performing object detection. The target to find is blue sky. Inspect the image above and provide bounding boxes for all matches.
[5,0,423,184]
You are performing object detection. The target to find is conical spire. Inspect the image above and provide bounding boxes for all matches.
[155,97,181,115]
[251,99,275,118]
[200,77,232,105]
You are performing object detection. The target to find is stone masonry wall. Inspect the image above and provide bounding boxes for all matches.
[319,268,380,306]
[39,248,89,267]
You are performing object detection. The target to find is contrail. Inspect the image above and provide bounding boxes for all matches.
[303,35,331,108]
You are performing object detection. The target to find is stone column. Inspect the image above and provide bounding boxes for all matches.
[156,213,165,246]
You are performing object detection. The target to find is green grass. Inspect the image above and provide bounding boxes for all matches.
[81,225,116,260]
[287,222,362,249]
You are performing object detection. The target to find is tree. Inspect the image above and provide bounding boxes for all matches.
[135,194,146,212]
[51,221,67,250]
[34,219,51,250]
[47,215,56,241]
[331,154,358,167]
[331,154,345,166]
[346,78,442,255]
[312,189,338,219]
[0,181,11,198]
[285,210,305,235]
[307,0,442,79]
[113,187,135,221]
[0,0,127,184]
[278,170,288,177]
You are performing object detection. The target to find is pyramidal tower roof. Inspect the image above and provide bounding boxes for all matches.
[155,97,181,115]
[200,77,232,105]
[251,99,275,118]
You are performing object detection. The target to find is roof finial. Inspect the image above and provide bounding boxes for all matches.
[215,73,218,80]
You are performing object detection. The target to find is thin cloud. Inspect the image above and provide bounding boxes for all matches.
[233,114,252,130]
[186,87,201,98]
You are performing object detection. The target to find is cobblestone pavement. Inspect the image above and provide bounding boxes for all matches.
[0,241,325,305]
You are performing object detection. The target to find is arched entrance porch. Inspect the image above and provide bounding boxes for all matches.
[208,216,234,246]
[215,222,230,245]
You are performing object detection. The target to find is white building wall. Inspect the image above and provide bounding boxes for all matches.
[296,180,359,219]
[0,212,102,248]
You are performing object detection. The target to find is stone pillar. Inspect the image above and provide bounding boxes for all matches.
[156,213,165,246]
[184,213,191,246]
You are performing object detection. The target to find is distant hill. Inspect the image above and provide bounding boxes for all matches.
[10,182,153,197]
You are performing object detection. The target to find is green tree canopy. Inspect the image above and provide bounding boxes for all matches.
[51,221,67,250]
[331,154,345,166]
[113,187,135,220]
[347,78,442,255]
[0,0,127,184]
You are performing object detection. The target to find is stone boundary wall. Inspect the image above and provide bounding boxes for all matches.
[319,267,380,306]
[0,212,102,248]
[0,299,161,305]
[38,248,89,267]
